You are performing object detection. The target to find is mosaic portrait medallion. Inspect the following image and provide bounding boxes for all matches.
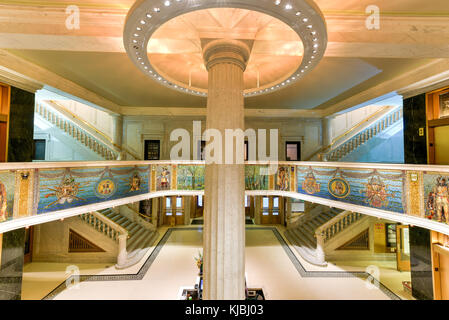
[328,177,350,199]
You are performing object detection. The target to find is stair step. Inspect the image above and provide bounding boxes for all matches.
[128,223,141,235]
[121,220,133,229]
[115,216,129,226]
[127,229,151,252]
[292,228,316,249]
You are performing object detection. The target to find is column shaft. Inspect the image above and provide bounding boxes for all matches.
[203,41,248,300]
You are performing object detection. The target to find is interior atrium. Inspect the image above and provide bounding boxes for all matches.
[1,0,449,303]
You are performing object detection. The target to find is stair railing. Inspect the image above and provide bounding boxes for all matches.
[35,101,142,160]
[315,210,365,244]
[79,211,129,265]
[322,107,403,162]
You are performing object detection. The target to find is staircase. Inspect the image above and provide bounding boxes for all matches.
[79,208,159,269]
[323,107,403,162]
[285,208,367,266]
[285,208,342,266]
[35,102,120,160]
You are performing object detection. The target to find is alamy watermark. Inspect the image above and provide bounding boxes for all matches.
[65,5,80,30]
[366,5,380,30]
[170,121,279,175]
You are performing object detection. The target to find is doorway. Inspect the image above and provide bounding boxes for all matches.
[396,225,411,272]
[162,196,185,226]
[427,86,449,165]
[261,196,282,225]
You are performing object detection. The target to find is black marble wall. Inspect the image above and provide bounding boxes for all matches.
[403,94,434,300]
[7,87,35,162]
[0,229,25,300]
[403,94,428,165]
[409,226,434,300]
[0,86,34,300]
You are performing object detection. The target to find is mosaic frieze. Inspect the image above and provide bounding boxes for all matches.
[155,165,172,191]
[245,165,269,191]
[177,165,205,191]
[38,166,150,214]
[275,166,292,192]
[424,173,449,225]
[0,171,16,222]
[297,166,405,213]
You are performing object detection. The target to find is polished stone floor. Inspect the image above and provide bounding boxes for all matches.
[21,226,412,300]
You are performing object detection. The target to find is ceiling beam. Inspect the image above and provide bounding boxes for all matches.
[121,106,324,118]
[2,6,449,58]
[321,58,449,116]
[0,49,122,114]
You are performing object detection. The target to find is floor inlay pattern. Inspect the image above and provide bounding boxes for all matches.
[42,227,400,300]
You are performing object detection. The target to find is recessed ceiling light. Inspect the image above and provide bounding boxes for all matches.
[164,1,171,6]
[285,4,292,10]
[153,7,160,12]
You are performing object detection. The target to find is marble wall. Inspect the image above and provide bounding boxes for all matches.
[0,229,25,300]
[403,94,428,165]
[7,87,35,162]
[403,94,434,300]
[409,226,434,300]
[0,86,34,300]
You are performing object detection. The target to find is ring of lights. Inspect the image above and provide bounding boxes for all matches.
[124,0,328,98]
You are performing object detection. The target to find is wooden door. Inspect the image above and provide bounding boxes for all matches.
[396,225,411,271]
[439,253,449,300]
[260,197,282,225]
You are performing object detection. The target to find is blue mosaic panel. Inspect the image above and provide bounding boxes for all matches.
[37,166,150,214]
[297,166,405,213]
[0,171,16,223]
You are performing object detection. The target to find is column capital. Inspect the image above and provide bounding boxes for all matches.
[203,39,251,72]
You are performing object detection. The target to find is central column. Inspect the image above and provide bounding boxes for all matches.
[202,40,250,300]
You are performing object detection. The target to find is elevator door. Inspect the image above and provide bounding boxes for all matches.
[434,126,449,165]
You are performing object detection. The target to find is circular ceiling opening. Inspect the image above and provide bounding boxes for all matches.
[124,0,327,97]
[147,8,304,94]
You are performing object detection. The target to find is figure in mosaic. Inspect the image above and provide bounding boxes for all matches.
[427,177,449,223]
[302,171,320,195]
[158,167,171,191]
[129,173,142,192]
[363,176,390,208]
[0,182,7,222]
[276,167,289,191]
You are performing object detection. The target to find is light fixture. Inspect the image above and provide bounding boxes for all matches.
[124,0,327,98]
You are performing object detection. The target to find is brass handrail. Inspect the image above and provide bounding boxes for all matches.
[328,106,392,149]
[305,106,398,160]
[47,100,142,160]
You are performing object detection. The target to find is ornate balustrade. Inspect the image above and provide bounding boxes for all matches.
[0,160,448,236]
[78,210,128,265]
[315,107,403,162]
[316,210,365,244]
[79,211,128,242]
[35,102,142,160]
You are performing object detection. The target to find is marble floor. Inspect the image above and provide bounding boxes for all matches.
[21,226,412,300]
